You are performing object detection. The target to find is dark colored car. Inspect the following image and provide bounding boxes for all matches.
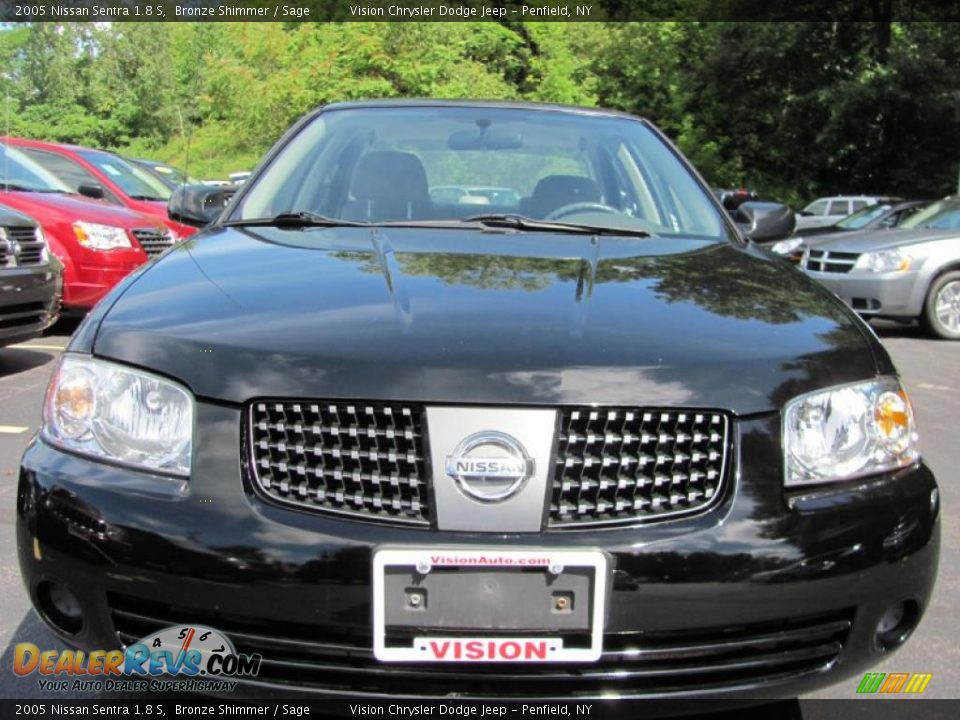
[19,102,938,703]
[2,137,196,238]
[0,205,61,346]
[1,143,177,312]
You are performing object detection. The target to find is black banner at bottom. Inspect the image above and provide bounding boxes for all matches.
[0,699,958,720]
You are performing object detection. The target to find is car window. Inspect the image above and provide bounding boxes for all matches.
[836,203,891,230]
[0,144,73,193]
[76,150,172,201]
[851,200,869,213]
[235,106,727,240]
[17,147,115,200]
[803,200,829,215]
[827,200,849,216]
[901,198,960,230]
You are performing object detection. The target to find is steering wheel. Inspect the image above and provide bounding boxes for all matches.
[545,202,620,221]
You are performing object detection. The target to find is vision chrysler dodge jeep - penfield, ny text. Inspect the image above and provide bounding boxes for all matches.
[18,101,939,702]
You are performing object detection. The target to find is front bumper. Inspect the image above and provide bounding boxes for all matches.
[17,408,940,700]
[0,264,61,346]
[805,269,920,318]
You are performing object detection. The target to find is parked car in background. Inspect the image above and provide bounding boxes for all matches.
[713,187,759,210]
[0,204,61,347]
[771,200,929,260]
[228,171,252,185]
[795,195,896,231]
[801,195,960,338]
[128,158,201,191]
[2,137,195,238]
[0,144,177,312]
[24,100,938,704]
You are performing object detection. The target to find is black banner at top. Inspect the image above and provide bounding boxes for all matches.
[1,0,959,23]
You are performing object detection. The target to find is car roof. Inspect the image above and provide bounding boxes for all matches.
[321,98,645,122]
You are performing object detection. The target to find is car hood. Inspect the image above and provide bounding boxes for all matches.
[808,227,959,253]
[90,226,881,415]
[0,202,36,227]
[0,190,162,228]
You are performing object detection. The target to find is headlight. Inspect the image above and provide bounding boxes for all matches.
[72,222,132,251]
[770,237,804,256]
[853,249,911,273]
[783,377,918,487]
[43,355,193,476]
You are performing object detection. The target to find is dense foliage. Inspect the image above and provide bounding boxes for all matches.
[1,20,958,205]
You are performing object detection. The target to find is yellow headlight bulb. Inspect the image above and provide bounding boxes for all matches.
[874,390,913,454]
[52,370,96,439]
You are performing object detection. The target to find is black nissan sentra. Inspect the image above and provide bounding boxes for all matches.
[18,101,939,700]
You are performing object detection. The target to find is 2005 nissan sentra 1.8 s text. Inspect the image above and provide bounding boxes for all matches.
[17,101,939,703]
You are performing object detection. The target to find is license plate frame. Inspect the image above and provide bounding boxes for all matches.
[372,548,607,663]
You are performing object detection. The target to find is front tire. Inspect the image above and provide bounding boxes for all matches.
[921,271,960,340]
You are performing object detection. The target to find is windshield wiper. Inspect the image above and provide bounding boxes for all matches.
[461,213,651,238]
[128,194,166,201]
[221,211,370,229]
[0,182,38,192]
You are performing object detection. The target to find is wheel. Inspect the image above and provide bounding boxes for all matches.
[921,271,960,340]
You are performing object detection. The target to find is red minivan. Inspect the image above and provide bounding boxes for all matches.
[1,143,176,312]
[2,137,196,238]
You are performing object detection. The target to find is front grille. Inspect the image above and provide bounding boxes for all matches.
[0,301,48,330]
[249,401,429,525]
[108,592,852,697]
[804,249,859,273]
[2,226,46,266]
[248,402,731,529]
[132,228,174,258]
[551,409,728,527]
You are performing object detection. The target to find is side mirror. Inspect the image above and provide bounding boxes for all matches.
[734,201,797,244]
[77,183,105,200]
[167,184,236,228]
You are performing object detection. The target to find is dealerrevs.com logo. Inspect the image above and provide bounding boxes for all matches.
[14,625,261,693]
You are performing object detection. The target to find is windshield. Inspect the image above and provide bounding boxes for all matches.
[77,150,173,201]
[135,160,200,188]
[901,197,960,231]
[0,144,73,192]
[233,106,727,240]
[835,203,892,230]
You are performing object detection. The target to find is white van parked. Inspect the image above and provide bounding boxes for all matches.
[796,195,894,230]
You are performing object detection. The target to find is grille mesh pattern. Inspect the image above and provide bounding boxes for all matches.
[132,228,174,258]
[250,401,429,525]
[551,408,728,526]
[2,226,45,266]
[804,249,859,274]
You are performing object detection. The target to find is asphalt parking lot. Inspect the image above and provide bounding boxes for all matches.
[0,319,955,703]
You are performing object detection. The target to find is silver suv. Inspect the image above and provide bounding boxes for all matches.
[801,196,960,339]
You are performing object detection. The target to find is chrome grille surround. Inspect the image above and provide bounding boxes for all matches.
[1,226,46,267]
[248,401,429,526]
[803,249,860,274]
[550,408,730,528]
[132,228,175,258]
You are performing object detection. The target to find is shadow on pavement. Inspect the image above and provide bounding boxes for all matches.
[0,349,56,379]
